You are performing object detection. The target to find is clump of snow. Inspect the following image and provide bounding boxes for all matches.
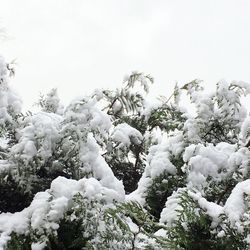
[63,95,112,142]
[183,118,200,143]
[145,136,183,200]
[112,123,143,148]
[182,80,250,145]
[31,242,47,250]
[126,168,152,205]
[188,191,223,227]
[160,188,184,226]
[224,179,250,224]
[183,142,248,191]
[79,133,125,196]
[141,99,161,121]
[112,99,123,114]
[146,145,176,178]
[193,92,214,120]
[11,112,62,165]
[183,144,197,162]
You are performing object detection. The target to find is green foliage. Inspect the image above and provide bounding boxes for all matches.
[145,155,186,219]
[159,191,250,250]
[103,72,153,117]
[147,104,186,132]
[205,177,240,204]
[165,191,217,250]
[0,174,33,212]
[146,172,184,219]
[5,193,126,250]
[6,232,31,250]
[42,194,135,250]
[46,218,92,250]
[47,193,102,249]
[107,161,142,193]
[105,201,160,249]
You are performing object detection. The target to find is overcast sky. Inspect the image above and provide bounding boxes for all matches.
[0,0,250,109]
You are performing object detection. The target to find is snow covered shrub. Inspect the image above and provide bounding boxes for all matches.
[0,52,250,249]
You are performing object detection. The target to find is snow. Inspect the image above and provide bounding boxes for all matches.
[183,144,197,162]
[79,134,125,197]
[160,188,184,226]
[231,80,250,94]
[183,142,247,191]
[128,131,184,204]
[41,88,64,115]
[0,56,8,85]
[146,146,176,177]
[183,118,200,143]
[31,242,47,250]
[112,123,143,148]
[0,160,12,172]
[0,52,250,248]
[112,99,123,114]
[126,169,152,205]
[159,179,250,235]
[215,80,248,124]
[0,176,125,249]
[65,95,112,135]
[224,179,250,224]
[193,92,214,120]
[141,99,161,120]
[240,116,250,143]
[0,79,125,248]
[11,112,62,165]
[23,141,37,159]
[188,191,223,227]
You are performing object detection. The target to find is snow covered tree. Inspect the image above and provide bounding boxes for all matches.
[0,52,250,249]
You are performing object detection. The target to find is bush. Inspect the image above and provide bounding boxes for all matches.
[0,56,250,249]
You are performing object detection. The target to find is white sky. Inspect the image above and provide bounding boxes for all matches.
[0,0,250,109]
